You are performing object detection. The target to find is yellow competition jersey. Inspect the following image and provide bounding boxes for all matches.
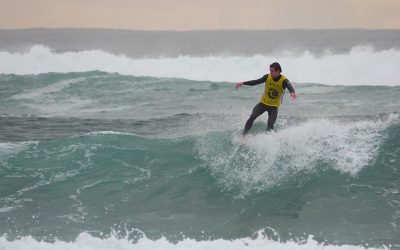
[260,74,286,107]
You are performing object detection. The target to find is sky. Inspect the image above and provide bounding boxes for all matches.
[1,0,400,30]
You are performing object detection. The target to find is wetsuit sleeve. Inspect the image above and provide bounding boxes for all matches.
[243,74,268,86]
[282,79,295,93]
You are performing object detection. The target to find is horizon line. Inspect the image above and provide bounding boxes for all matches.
[2,27,400,32]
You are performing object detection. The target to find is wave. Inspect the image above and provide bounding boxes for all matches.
[1,45,400,86]
[0,231,387,250]
[0,116,395,203]
[196,116,397,197]
[0,117,399,245]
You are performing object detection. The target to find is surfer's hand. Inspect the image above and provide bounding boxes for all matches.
[290,92,297,100]
[235,82,244,89]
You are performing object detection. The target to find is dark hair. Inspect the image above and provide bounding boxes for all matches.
[270,62,282,73]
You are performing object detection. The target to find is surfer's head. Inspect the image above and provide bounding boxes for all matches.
[269,62,282,78]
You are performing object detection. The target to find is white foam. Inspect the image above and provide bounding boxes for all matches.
[86,131,139,136]
[196,117,391,196]
[246,119,384,175]
[1,45,400,86]
[0,232,386,250]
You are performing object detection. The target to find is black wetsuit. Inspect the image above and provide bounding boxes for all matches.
[243,74,295,135]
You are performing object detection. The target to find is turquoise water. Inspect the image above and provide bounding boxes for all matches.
[1,71,400,249]
[1,29,400,249]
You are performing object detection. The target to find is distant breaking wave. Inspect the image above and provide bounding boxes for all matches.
[0,231,386,250]
[1,45,400,86]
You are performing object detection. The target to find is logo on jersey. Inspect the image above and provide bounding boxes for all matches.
[267,89,278,99]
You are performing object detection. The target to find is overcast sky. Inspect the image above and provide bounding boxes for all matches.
[1,0,400,30]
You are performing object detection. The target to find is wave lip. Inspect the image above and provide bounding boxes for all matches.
[1,45,400,85]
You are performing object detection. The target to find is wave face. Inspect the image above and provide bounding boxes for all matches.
[1,29,400,249]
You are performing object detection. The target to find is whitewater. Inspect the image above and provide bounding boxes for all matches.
[0,29,400,250]
[1,44,400,85]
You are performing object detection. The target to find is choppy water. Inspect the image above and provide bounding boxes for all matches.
[0,29,400,249]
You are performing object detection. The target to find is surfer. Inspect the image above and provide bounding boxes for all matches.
[235,62,297,136]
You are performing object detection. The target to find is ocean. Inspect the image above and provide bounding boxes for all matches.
[0,29,399,249]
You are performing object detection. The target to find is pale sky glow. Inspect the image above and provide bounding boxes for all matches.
[1,0,400,30]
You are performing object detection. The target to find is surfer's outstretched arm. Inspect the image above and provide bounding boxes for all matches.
[235,75,268,89]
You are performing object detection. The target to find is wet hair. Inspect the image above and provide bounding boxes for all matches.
[270,62,282,73]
